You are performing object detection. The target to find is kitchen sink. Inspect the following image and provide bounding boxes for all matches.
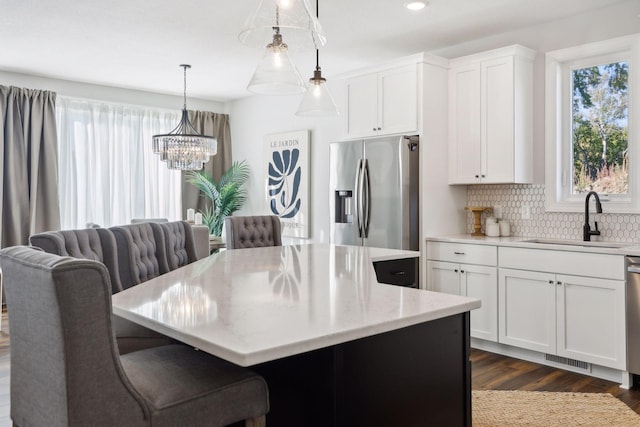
[521,239,630,249]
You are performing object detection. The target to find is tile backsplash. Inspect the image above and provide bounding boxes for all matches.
[466,184,640,243]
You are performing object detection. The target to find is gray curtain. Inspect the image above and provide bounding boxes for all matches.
[0,85,60,248]
[181,111,232,216]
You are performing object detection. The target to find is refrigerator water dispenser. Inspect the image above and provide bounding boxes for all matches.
[334,190,353,223]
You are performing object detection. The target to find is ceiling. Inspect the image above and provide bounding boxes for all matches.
[0,0,633,102]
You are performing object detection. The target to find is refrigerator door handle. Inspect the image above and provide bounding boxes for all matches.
[363,159,371,238]
[354,159,363,238]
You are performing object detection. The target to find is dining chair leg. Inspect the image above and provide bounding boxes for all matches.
[246,415,266,427]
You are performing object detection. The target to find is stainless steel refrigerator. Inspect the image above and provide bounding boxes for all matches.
[329,135,419,251]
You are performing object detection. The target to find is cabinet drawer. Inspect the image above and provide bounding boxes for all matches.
[499,247,624,280]
[373,258,418,288]
[426,241,497,266]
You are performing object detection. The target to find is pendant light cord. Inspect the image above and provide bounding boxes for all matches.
[315,0,320,70]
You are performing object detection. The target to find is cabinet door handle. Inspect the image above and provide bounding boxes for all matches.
[460,270,465,274]
[557,281,562,285]
[372,127,376,131]
[454,269,459,273]
[377,127,381,131]
[454,251,465,255]
[481,174,486,178]
[475,174,479,178]
[548,280,554,284]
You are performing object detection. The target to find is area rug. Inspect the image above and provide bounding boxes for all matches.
[473,390,640,427]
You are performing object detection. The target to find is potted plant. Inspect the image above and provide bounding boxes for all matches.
[186,161,250,237]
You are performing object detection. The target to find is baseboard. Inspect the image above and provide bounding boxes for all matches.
[471,338,627,385]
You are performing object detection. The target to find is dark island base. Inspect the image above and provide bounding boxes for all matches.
[250,313,471,427]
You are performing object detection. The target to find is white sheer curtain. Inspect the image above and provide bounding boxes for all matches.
[56,97,182,229]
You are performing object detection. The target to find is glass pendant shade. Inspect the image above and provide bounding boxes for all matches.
[152,65,217,170]
[239,0,326,51]
[296,68,338,116]
[247,32,306,95]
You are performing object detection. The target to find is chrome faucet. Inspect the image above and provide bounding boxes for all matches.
[583,191,603,241]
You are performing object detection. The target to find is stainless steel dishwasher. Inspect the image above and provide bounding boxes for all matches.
[627,256,640,377]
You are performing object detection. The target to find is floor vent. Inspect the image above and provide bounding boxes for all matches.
[545,354,590,371]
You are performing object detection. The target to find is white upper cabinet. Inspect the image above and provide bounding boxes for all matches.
[345,64,418,138]
[448,45,535,184]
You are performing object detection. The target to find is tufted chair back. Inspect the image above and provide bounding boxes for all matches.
[0,245,269,427]
[224,215,282,249]
[109,223,169,290]
[30,228,123,293]
[151,221,198,271]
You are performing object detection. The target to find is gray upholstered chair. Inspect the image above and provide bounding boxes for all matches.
[131,219,210,260]
[224,215,282,249]
[109,222,170,290]
[191,224,211,260]
[30,228,124,292]
[151,220,198,270]
[29,228,174,354]
[131,218,168,223]
[0,246,269,427]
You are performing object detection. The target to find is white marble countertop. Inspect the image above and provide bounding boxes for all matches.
[426,234,640,256]
[112,244,480,366]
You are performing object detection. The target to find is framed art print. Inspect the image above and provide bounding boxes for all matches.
[265,130,310,238]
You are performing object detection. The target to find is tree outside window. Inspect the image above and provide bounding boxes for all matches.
[571,61,628,195]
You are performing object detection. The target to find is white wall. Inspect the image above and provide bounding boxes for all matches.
[0,70,224,112]
[433,0,640,184]
[227,89,344,244]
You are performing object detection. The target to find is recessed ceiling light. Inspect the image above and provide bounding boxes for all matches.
[405,1,428,11]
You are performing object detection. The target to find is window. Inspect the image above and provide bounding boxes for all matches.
[56,97,183,229]
[546,35,640,212]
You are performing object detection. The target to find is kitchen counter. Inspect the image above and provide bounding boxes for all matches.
[426,234,640,255]
[112,243,479,426]
[113,243,478,366]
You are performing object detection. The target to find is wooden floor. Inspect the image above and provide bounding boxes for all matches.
[0,311,639,423]
[471,348,640,415]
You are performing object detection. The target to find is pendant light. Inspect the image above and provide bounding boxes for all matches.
[246,27,306,95]
[296,0,338,116]
[239,0,325,51]
[152,65,217,170]
[240,0,326,95]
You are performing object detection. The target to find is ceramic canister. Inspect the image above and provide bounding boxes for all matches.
[499,221,510,237]
[486,223,500,237]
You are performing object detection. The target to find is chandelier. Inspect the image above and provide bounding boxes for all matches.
[152,64,217,170]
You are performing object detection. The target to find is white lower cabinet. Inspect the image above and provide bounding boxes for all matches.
[499,250,626,370]
[427,260,498,342]
[556,273,625,370]
[427,241,627,374]
[498,268,555,354]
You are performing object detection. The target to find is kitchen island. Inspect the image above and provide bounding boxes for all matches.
[112,244,480,426]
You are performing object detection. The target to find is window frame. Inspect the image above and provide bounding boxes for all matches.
[545,34,640,213]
